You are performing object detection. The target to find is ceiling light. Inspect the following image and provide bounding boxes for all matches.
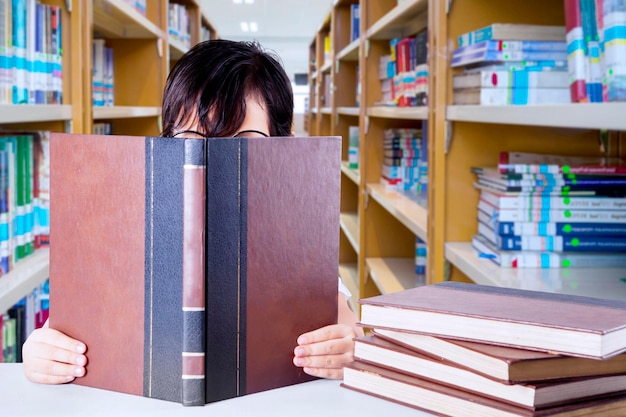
[249,22,258,32]
[240,22,249,32]
[244,0,254,4]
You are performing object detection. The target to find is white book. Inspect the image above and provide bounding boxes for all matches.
[453,70,568,89]
[453,87,570,105]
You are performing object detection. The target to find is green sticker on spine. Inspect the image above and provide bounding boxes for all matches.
[571,238,580,246]
[563,224,572,233]
[564,210,572,218]
[562,165,571,174]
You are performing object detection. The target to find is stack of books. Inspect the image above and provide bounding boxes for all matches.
[380,128,421,192]
[451,23,570,105]
[471,151,626,268]
[376,29,428,107]
[343,282,626,416]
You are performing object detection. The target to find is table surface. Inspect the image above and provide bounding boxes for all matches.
[0,363,433,416]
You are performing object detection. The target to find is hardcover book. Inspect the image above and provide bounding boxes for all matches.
[471,233,626,268]
[342,360,626,417]
[452,87,570,105]
[49,133,340,406]
[358,281,626,358]
[372,328,626,384]
[453,70,569,90]
[457,24,566,48]
[353,335,626,409]
[498,152,626,175]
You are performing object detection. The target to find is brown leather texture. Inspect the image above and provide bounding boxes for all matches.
[49,133,146,396]
[245,136,340,393]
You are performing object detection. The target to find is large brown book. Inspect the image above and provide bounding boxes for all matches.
[49,133,340,406]
[372,328,626,384]
[354,335,626,410]
[342,360,626,417]
[359,282,626,359]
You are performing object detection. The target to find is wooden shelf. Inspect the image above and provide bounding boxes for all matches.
[446,103,626,130]
[339,262,359,313]
[337,107,360,117]
[367,106,428,120]
[340,212,360,254]
[366,0,428,40]
[320,61,333,74]
[445,242,626,302]
[341,161,360,185]
[321,107,332,115]
[169,38,189,60]
[366,183,427,242]
[93,106,161,120]
[93,0,163,39]
[366,257,419,295]
[0,248,50,314]
[0,105,72,123]
[336,39,359,62]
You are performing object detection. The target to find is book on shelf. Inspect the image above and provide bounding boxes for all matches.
[472,233,626,267]
[457,24,566,48]
[476,186,626,211]
[358,281,626,359]
[350,4,359,42]
[342,360,626,417]
[453,70,569,89]
[477,198,626,223]
[455,40,567,55]
[372,327,626,384]
[49,133,340,406]
[348,126,359,169]
[353,335,626,410]
[499,152,626,175]
[451,48,568,68]
[476,207,626,236]
[463,60,568,73]
[477,220,626,252]
[453,87,570,105]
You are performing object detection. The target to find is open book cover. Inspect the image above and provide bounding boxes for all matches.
[49,133,340,406]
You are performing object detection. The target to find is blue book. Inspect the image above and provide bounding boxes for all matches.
[499,234,626,252]
[455,40,567,56]
[458,24,566,47]
[11,0,28,104]
[496,220,626,236]
[472,234,626,268]
[452,49,569,67]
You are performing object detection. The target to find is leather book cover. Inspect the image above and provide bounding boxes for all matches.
[372,328,626,383]
[49,133,339,405]
[50,133,195,403]
[342,360,626,417]
[203,137,339,403]
[359,281,626,359]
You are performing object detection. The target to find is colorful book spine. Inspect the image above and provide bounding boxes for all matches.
[564,0,589,101]
[480,191,626,210]
[11,0,27,104]
[0,0,12,105]
[455,40,567,56]
[581,0,604,101]
[453,70,569,89]
[472,234,626,267]
[603,0,626,101]
[348,126,359,169]
[492,219,626,237]
[497,233,626,252]
[480,202,626,223]
[463,60,568,72]
[350,4,359,42]
[452,49,568,67]
[454,87,571,105]
[498,151,626,174]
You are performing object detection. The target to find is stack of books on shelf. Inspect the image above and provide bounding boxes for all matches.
[381,128,421,192]
[1,279,49,363]
[0,0,64,105]
[471,151,626,268]
[451,23,570,105]
[564,0,626,103]
[0,131,50,275]
[168,3,191,50]
[92,39,114,107]
[343,282,626,416]
[376,29,428,107]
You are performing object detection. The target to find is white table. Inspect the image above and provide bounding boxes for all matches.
[0,363,431,416]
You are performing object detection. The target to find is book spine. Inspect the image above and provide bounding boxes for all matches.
[496,220,626,236]
[489,207,626,223]
[490,195,626,210]
[455,40,567,55]
[181,139,206,406]
[603,0,626,101]
[473,87,571,105]
[498,234,626,252]
[452,49,568,67]
[564,0,589,102]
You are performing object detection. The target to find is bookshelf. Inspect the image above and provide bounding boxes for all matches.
[308,0,429,305]
[0,0,217,315]
[308,0,626,307]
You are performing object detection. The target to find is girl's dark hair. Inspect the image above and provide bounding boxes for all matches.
[161,39,293,137]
